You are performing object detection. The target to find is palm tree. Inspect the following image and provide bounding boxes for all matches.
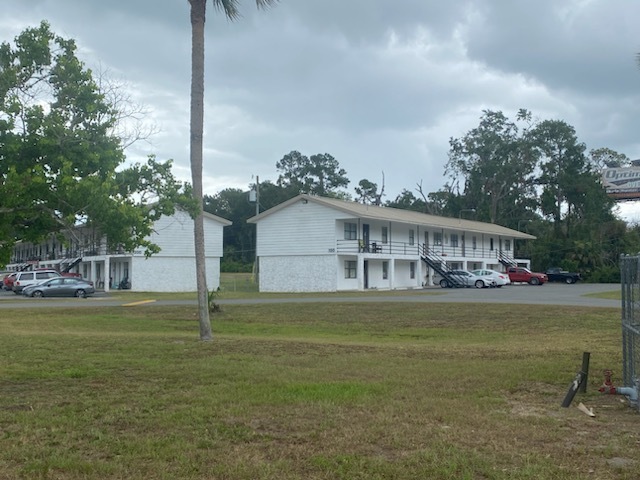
[188,0,277,341]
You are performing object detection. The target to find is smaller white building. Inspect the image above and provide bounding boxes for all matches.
[7,210,231,292]
[249,194,535,293]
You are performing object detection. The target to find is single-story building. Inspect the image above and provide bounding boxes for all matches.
[248,194,535,292]
[6,210,231,292]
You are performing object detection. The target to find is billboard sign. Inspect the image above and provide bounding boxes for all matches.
[602,167,640,200]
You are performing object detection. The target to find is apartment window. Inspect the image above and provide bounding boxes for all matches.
[472,236,477,250]
[450,234,459,248]
[505,240,511,251]
[344,222,357,240]
[382,261,388,280]
[381,226,388,244]
[490,238,494,251]
[409,229,415,246]
[344,260,357,278]
[434,232,443,246]
[410,262,416,279]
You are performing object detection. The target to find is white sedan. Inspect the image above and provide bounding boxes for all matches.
[471,269,511,287]
[438,270,496,288]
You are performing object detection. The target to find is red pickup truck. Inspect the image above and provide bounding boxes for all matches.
[507,267,548,285]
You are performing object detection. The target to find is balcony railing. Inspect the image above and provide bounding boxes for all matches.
[9,245,121,265]
[337,240,420,255]
[336,240,511,260]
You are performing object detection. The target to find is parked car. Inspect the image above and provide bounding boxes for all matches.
[545,267,581,284]
[12,270,62,294]
[506,267,548,286]
[438,270,496,289]
[3,272,17,291]
[471,269,511,287]
[22,277,95,298]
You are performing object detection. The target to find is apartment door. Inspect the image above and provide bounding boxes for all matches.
[363,224,370,252]
[364,260,369,289]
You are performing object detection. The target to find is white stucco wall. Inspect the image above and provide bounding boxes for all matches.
[121,210,227,292]
[259,255,336,292]
[130,256,221,292]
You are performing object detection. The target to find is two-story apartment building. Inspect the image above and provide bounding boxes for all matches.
[6,210,231,292]
[248,194,535,292]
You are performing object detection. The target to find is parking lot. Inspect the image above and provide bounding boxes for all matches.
[0,282,621,309]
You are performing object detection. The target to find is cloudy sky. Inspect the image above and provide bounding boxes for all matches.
[3,0,640,216]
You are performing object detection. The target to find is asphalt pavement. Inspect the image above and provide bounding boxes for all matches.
[0,282,621,309]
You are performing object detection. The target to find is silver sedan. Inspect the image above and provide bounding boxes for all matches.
[22,277,95,298]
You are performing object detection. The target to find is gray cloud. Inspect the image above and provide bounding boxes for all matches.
[3,0,640,204]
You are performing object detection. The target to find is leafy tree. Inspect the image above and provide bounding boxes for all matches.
[446,109,538,225]
[276,150,350,196]
[0,22,191,266]
[355,178,384,205]
[386,189,425,212]
[532,119,609,237]
[187,0,276,341]
[589,147,630,170]
[441,109,629,277]
[204,188,256,266]
[255,179,298,211]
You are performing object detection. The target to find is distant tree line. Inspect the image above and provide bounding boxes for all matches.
[204,110,640,281]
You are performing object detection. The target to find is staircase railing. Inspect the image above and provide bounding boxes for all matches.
[497,250,517,268]
[61,257,82,273]
[420,244,466,288]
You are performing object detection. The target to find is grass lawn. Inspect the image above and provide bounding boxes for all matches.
[1,301,638,479]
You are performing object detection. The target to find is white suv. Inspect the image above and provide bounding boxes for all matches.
[12,270,62,294]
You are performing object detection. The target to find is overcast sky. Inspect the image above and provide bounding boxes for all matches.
[3,0,640,217]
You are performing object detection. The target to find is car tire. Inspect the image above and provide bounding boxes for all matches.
[32,290,43,298]
[439,279,450,288]
[474,280,484,289]
[529,277,540,286]
[75,289,86,298]
[565,277,574,284]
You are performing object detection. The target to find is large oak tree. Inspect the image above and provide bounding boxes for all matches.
[0,22,191,266]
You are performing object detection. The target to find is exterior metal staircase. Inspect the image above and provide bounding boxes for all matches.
[60,257,82,273]
[420,244,466,288]
[497,250,517,268]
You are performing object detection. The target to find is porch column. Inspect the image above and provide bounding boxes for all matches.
[417,259,424,287]
[389,259,396,290]
[104,257,110,292]
[90,260,96,287]
[357,255,365,290]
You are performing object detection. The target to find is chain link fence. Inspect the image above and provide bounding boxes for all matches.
[620,254,640,411]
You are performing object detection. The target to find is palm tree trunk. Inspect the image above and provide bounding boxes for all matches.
[189,0,212,341]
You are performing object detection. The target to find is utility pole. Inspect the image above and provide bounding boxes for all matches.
[249,175,260,215]
[255,175,259,216]
[250,175,260,286]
